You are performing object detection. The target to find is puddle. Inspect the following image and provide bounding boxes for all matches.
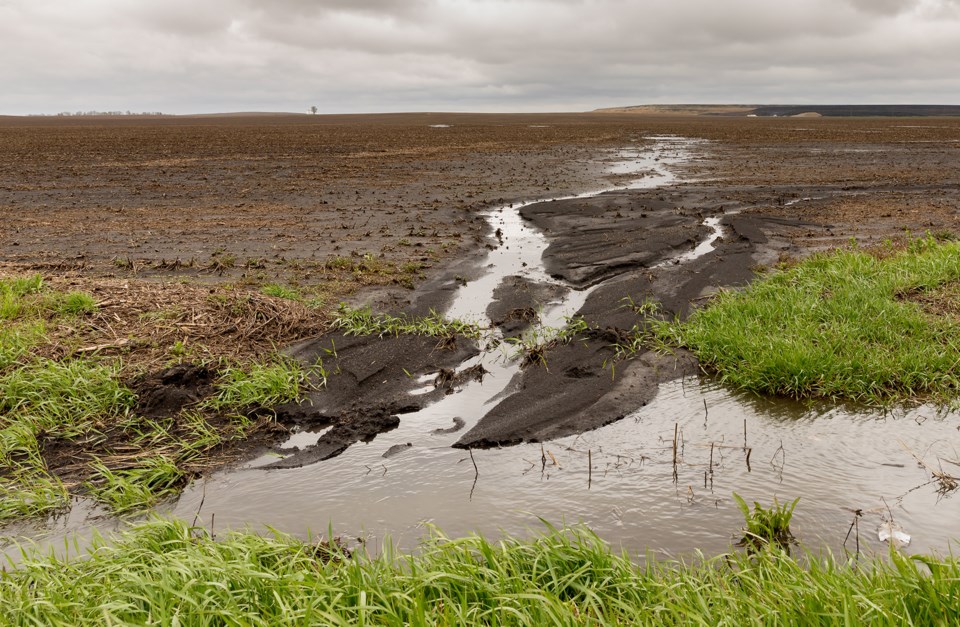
[784,196,826,206]
[10,378,958,563]
[280,426,333,451]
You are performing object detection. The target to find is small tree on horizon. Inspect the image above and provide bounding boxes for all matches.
[309,106,318,115]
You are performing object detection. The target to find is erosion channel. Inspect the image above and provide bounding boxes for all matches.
[9,136,960,561]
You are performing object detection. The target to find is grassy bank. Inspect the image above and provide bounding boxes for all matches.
[657,236,960,404]
[2,518,958,625]
[0,274,325,523]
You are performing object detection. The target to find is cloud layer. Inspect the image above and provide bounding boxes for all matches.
[1,0,958,114]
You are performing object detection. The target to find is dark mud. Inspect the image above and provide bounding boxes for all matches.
[133,364,217,419]
[487,275,568,337]
[519,188,715,287]
[261,330,479,465]
[262,183,849,454]
[267,408,402,469]
[456,187,827,447]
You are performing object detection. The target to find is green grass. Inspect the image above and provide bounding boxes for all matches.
[0,358,136,523]
[85,456,185,514]
[48,291,98,316]
[2,519,960,625]
[202,357,318,412]
[0,274,98,322]
[260,283,302,301]
[503,316,592,368]
[734,493,799,550]
[0,359,135,438]
[0,470,69,522]
[0,320,46,370]
[332,304,484,340]
[657,238,960,404]
[0,273,324,522]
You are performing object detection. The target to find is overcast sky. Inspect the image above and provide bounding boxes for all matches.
[1,0,958,115]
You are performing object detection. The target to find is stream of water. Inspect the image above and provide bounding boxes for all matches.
[6,137,960,563]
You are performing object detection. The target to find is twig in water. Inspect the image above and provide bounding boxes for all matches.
[707,442,715,491]
[899,440,959,496]
[588,449,592,490]
[469,448,479,501]
[843,507,863,560]
[672,423,679,483]
[547,449,560,468]
[745,448,752,473]
[469,448,479,478]
[770,439,786,482]
[703,398,708,427]
[191,482,207,529]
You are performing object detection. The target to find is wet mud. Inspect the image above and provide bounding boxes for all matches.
[261,330,479,463]
[8,116,960,562]
[455,187,818,447]
[486,276,567,337]
[257,138,918,459]
[133,364,217,419]
[268,408,402,469]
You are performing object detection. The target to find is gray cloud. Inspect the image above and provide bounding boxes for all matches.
[1,0,958,114]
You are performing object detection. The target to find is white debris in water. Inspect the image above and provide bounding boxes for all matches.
[877,521,911,548]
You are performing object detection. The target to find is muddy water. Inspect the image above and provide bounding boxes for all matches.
[11,379,960,562]
[172,378,960,559]
[6,137,960,563]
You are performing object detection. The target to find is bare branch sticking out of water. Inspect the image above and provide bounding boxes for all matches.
[899,440,959,496]
[469,448,479,501]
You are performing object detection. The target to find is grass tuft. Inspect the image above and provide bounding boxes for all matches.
[734,493,799,550]
[202,357,315,412]
[0,470,69,523]
[0,359,134,437]
[332,304,484,341]
[85,456,185,514]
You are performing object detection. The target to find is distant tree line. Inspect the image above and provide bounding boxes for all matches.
[26,111,168,117]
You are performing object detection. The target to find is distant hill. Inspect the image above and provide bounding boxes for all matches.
[596,104,757,116]
[597,104,960,117]
[177,112,308,118]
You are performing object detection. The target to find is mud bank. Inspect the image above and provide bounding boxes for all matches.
[264,331,479,468]
[455,187,819,447]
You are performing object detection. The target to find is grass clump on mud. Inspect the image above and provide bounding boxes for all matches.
[333,304,484,341]
[3,518,960,625]
[659,237,960,404]
[0,274,327,524]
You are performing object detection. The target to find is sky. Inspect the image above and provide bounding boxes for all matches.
[1,0,959,115]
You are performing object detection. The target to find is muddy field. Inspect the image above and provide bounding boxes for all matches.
[4,114,960,290]
[4,111,960,461]
[4,113,960,556]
